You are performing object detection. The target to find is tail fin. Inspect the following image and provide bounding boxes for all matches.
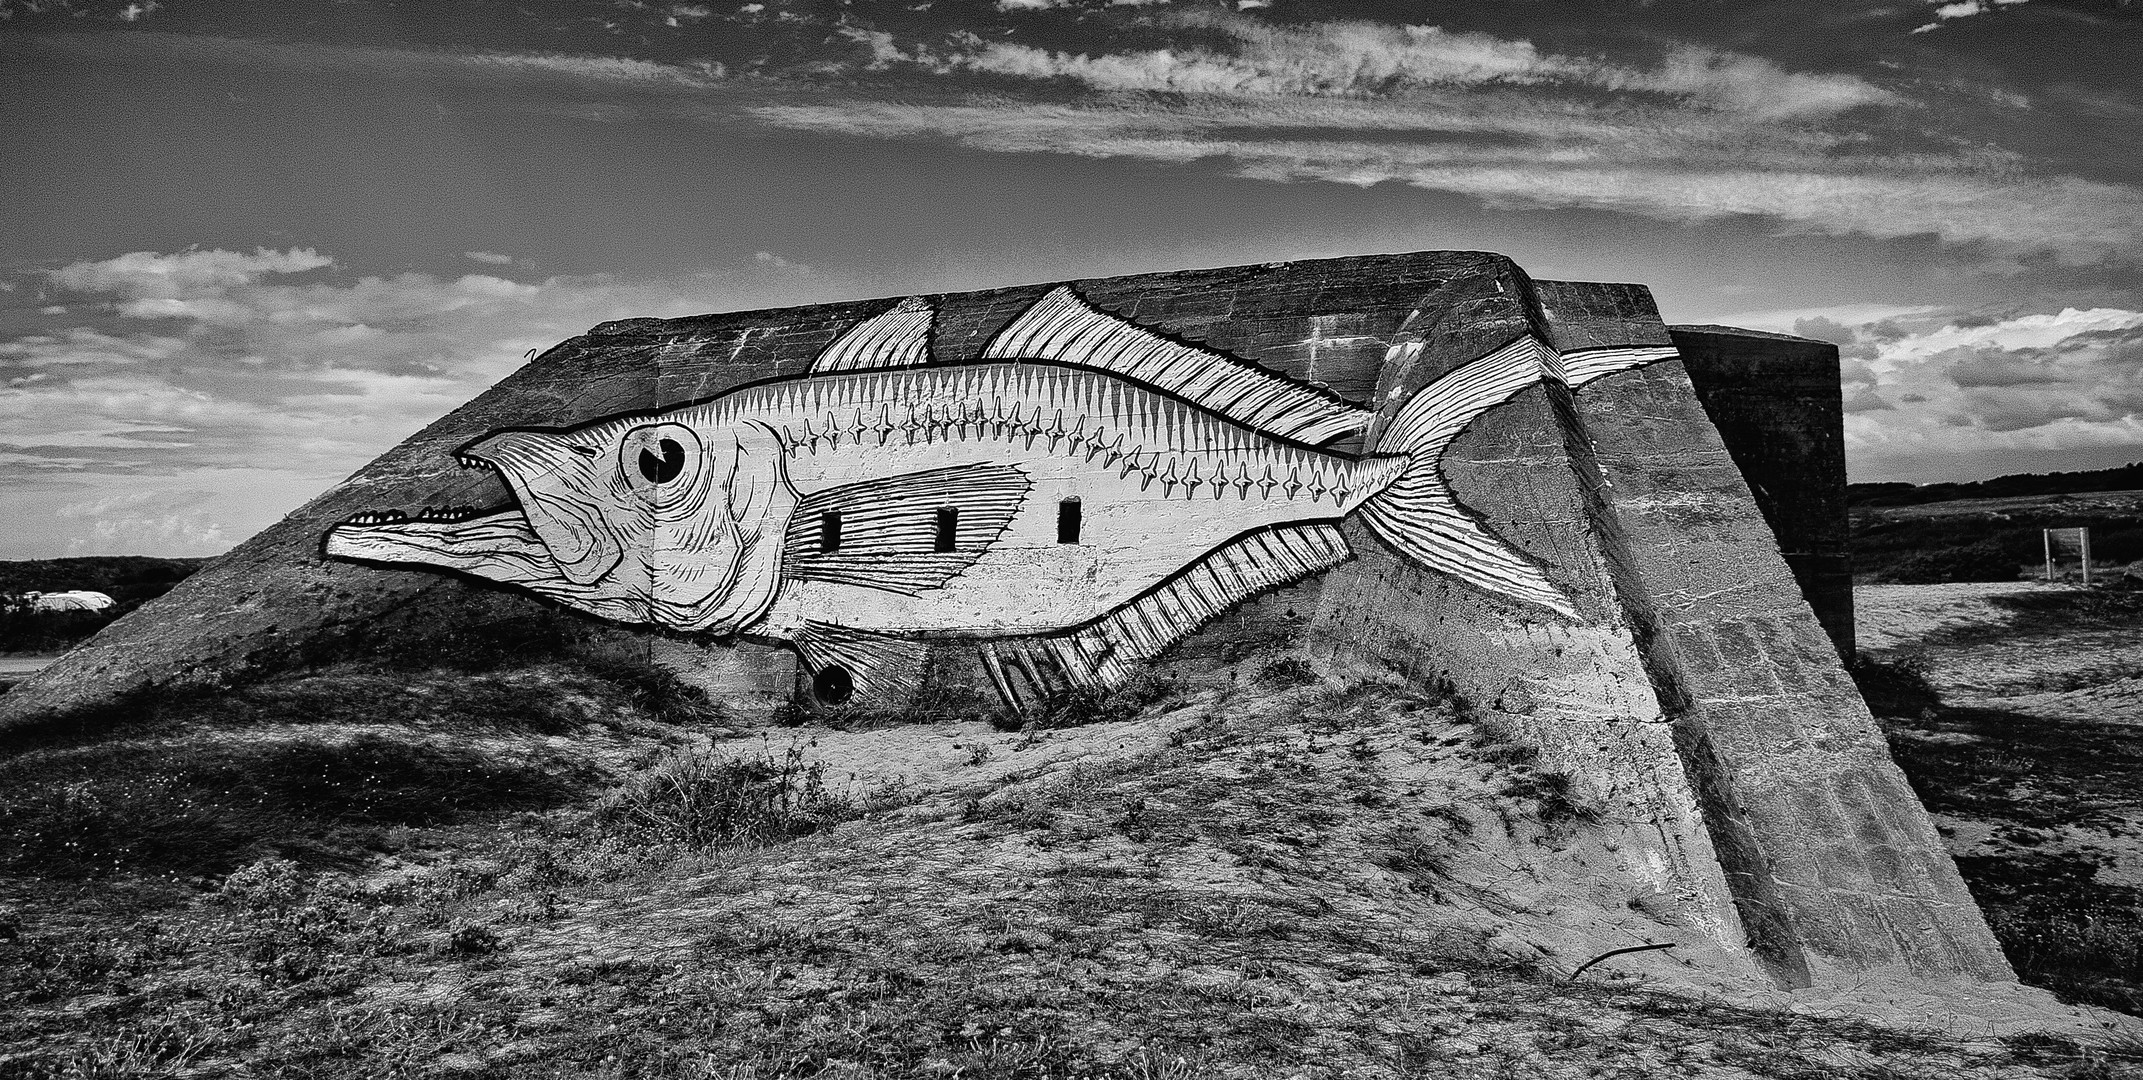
[1355,336,1578,618]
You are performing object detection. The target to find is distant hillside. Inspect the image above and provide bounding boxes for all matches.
[0,556,210,654]
[1851,462,2143,508]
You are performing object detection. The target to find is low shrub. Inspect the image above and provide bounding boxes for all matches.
[594,745,856,850]
[0,608,114,653]
[1026,677,1176,731]
[212,857,391,985]
[1959,853,2143,1015]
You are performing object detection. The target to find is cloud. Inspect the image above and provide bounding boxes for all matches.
[463,51,716,86]
[0,246,844,557]
[463,251,516,265]
[753,251,812,275]
[750,99,2143,262]
[54,488,223,555]
[48,18,2132,265]
[46,247,334,298]
[882,16,1894,120]
[1805,307,2143,478]
[1912,0,2032,33]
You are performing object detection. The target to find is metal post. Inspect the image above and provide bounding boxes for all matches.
[2045,529,2054,581]
[2082,528,2092,586]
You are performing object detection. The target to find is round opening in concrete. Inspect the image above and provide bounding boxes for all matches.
[812,664,854,706]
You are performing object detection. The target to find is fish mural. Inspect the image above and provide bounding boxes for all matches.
[324,286,1673,706]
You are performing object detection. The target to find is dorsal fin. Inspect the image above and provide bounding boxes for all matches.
[812,297,934,373]
[1561,345,1679,389]
[783,463,1032,594]
[983,286,1371,445]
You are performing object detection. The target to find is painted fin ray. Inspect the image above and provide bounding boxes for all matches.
[1358,336,1578,618]
[812,297,933,373]
[1038,523,1353,690]
[1562,345,1679,389]
[984,287,1371,445]
[792,621,929,705]
[784,463,1031,594]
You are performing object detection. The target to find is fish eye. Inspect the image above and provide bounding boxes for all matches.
[619,423,701,495]
[639,438,685,484]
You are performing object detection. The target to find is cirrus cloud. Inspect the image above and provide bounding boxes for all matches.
[867,15,1896,120]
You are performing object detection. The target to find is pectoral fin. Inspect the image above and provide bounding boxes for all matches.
[782,463,1031,594]
[792,621,930,706]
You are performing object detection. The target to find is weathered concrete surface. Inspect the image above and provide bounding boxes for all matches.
[1670,325,1855,660]
[1308,262,1763,981]
[1553,297,2011,982]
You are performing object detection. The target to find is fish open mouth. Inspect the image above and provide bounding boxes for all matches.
[322,453,562,581]
[339,504,494,528]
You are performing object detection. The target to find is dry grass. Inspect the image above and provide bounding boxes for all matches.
[1,654,2137,1078]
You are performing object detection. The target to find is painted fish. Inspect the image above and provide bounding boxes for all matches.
[325,287,1671,704]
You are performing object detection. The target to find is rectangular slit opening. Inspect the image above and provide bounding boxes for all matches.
[820,511,842,553]
[934,507,959,553]
[1057,498,1082,544]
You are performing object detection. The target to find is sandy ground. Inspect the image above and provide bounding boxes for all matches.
[1858,582,2143,716]
[1859,581,2143,895]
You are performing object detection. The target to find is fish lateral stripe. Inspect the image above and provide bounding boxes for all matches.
[1562,345,1680,389]
[812,297,934,373]
[982,286,1371,445]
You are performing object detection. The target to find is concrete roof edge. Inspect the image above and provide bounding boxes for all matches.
[1669,323,1829,345]
[580,249,1522,337]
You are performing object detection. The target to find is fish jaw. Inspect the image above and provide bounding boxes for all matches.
[325,508,564,586]
[457,428,635,586]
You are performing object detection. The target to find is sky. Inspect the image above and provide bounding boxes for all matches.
[2,0,2139,558]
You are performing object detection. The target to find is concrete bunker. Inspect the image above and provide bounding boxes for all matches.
[0,250,2009,995]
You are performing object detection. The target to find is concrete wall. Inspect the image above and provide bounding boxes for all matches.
[1669,326,1855,659]
[1544,294,2008,982]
